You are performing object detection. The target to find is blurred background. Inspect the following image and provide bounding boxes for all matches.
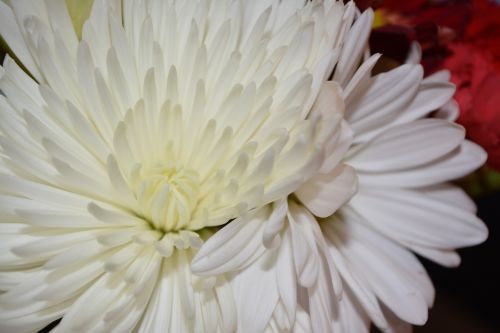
[1,0,499,332]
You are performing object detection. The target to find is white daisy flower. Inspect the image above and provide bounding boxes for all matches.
[0,0,357,332]
[193,10,488,333]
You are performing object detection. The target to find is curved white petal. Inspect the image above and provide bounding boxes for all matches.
[333,8,374,87]
[346,64,423,139]
[231,250,280,333]
[349,119,465,173]
[324,218,430,326]
[191,207,269,276]
[296,164,358,218]
[347,188,488,252]
[357,140,487,188]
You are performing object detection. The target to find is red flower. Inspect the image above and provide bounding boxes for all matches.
[464,0,500,70]
[444,43,500,169]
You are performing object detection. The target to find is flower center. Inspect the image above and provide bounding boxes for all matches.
[133,162,200,232]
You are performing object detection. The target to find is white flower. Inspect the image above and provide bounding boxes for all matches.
[0,0,352,332]
[193,10,488,333]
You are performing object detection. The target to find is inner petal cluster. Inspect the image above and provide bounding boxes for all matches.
[133,161,200,232]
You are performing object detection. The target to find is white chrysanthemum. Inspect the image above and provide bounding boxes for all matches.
[193,11,488,333]
[0,0,357,332]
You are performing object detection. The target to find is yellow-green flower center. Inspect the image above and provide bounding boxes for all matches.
[133,162,201,232]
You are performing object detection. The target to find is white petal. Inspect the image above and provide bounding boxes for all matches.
[413,247,461,268]
[0,2,42,80]
[343,53,381,105]
[349,119,465,172]
[320,120,354,173]
[325,218,429,325]
[323,224,389,330]
[357,140,487,188]
[333,9,374,87]
[310,81,345,119]
[275,227,297,325]
[346,64,422,134]
[434,99,460,121]
[405,42,422,64]
[262,199,289,249]
[232,250,279,333]
[420,184,477,214]
[334,289,371,333]
[191,206,269,275]
[347,188,488,250]
[296,164,358,218]
[395,76,455,124]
